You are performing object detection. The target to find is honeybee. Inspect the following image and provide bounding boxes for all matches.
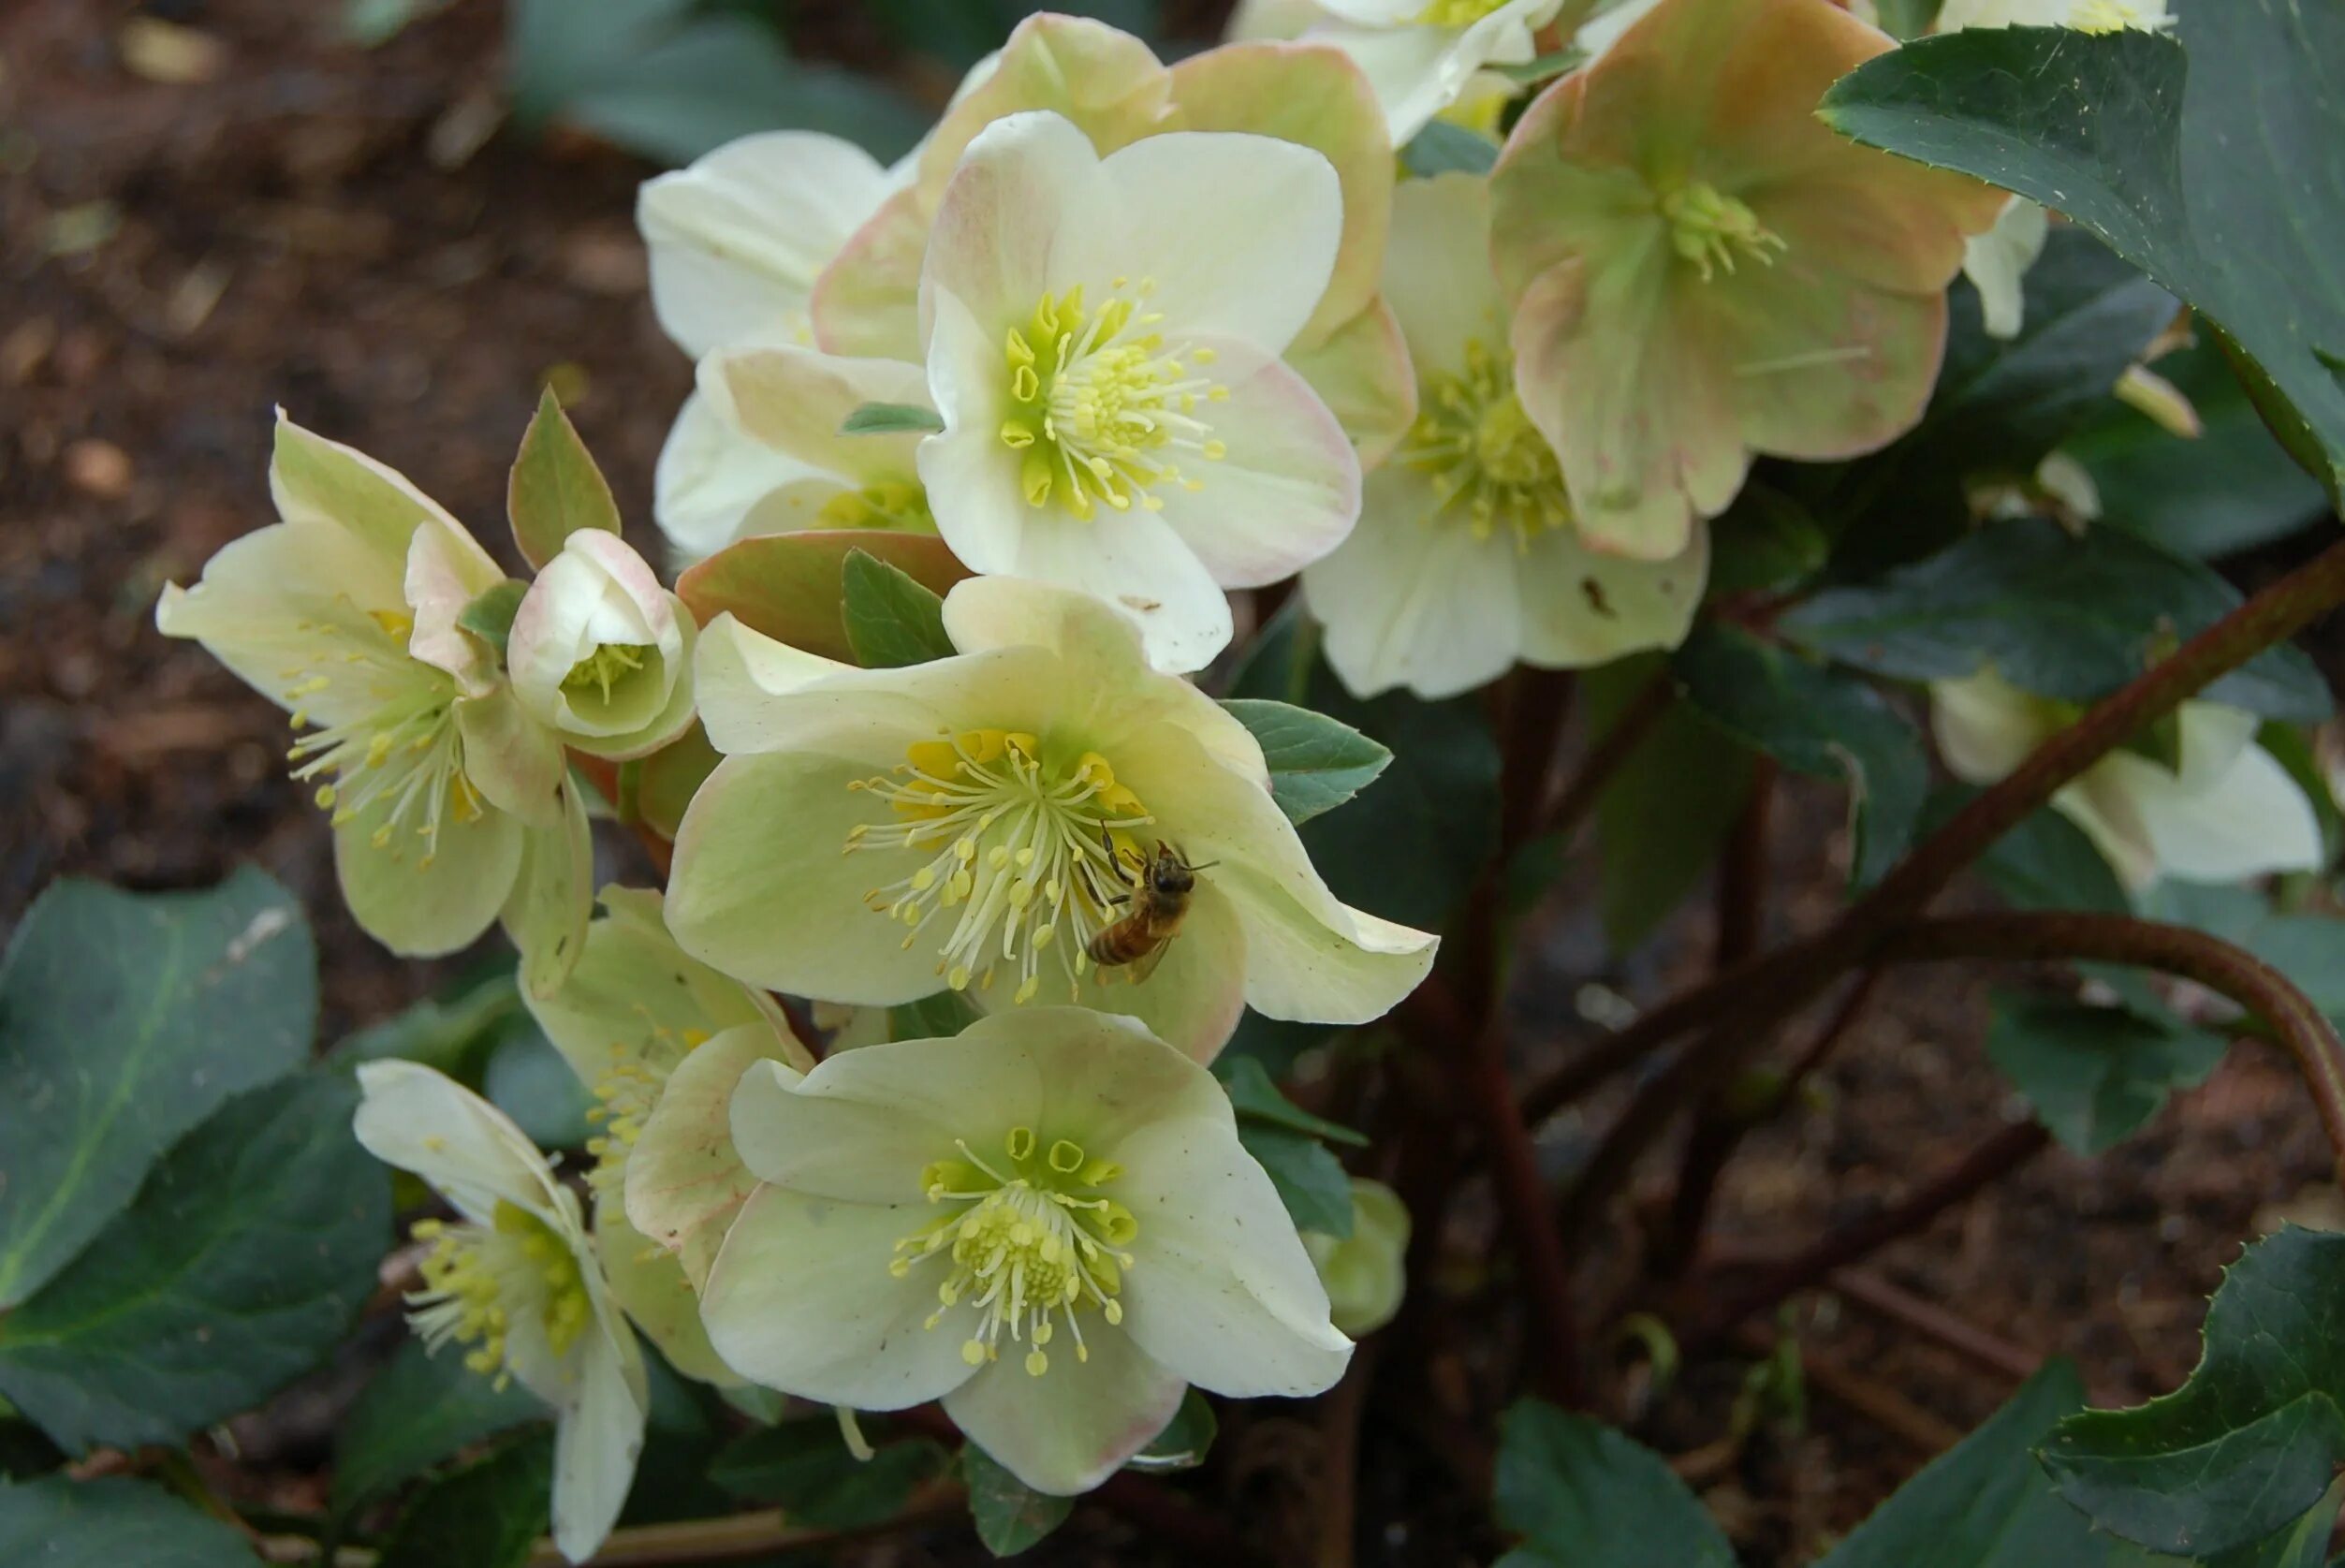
[1087,837,1214,984]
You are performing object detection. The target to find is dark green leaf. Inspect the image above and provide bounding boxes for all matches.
[0,1073,389,1452]
[1969,799,2134,917]
[709,1420,945,1528]
[1586,657,1751,952]
[507,388,620,571]
[0,872,314,1309]
[842,549,956,669]
[1818,1360,2111,1565]
[375,1428,554,1568]
[1127,1389,1216,1474]
[889,989,985,1043]
[841,402,946,436]
[1401,120,1497,178]
[962,1442,1074,1558]
[2067,338,2330,561]
[1217,699,1392,827]
[1672,624,1927,887]
[1216,1056,1367,1147]
[1869,0,1942,40]
[0,1475,258,1567]
[1986,996,2225,1157]
[1706,485,1831,596]
[1237,1123,1354,1239]
[456,579,528,658]
[2045,1225,2345,1558]
[1217,1011,1334,1080]
[335,964,524,1076]
[1492,1400,1735,1568]
[1781,520,2330,721]
[333,1336,549,1518]
[484,1023,594,1150]
[1821,11,2345,500]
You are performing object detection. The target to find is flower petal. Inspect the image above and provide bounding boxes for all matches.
[503,777,594,1002]
[943,1326,1186,1495]
[920,110,1102,347]
[917,286,1030,577]
[1002,504,1235,675]
[527,887,775,1086]
[625,1022,793,1289]
[1113,1108,1354,1397]
[550,1323,648,1564]
[700,1183,978,1408]
[455,685,567,828]
[2105,743,2324,886]
[710,344,933,487]
[352,1060,565,1224]
[728,1054,965,1205]
[271,411,484,570]
[1929,669,2054,785]
[334,793,523,959]
[638,131,893,359]
[914,13,1176,198]
[403,518,505,696]
[1515,513,1708,669]
[653,390,837,566]
[1285,296,1419,469]
[1963,198,2050,339]
[595,1194,739,1387]
[1381,173,1508,386]
[984,887,1251,1063]
[809,187,932,361]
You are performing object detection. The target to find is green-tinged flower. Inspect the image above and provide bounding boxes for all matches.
[1303,173,1707,698]
[156,413,585,975]
[507,532,698,759]
[1303,1178,1411,1336]
[1489,0,2007,559]
[1932,668,2322,891]
[700,1008,1353,1495]
[520,887,815,1384]
[353,1062,647,1564]
[664,577,1437,1063]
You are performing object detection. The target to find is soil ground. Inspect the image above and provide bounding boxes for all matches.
[4,3,2337,1563]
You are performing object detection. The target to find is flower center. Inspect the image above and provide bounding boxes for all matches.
[583,1025,711,1200]
[406,1199,593,1387]
[1400,339,1572,550]
[846,730,1152,1003]
[2070,0,2171,31]
[564,643,652,705]
[284,609,481,864]
[1660,181,1785,282]
[892,1126,1136,1377]
[1411,0,1512,22]
[816,481,936,533]
[996,282,1228,520]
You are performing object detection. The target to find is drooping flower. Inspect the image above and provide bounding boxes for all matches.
[520,887,814,1383]
[701,1008,1354,1495]
[1931,668,2323,890]
[1488,0,2006,559]
[353,1062,648,1564]
[156,413,584,967]
[507,532,698,760]
[1287,0,1567,143]
[914,110,1364,671]
[1303,173,1707,698]
[664,576,1437,1063]
[1302,1178,1411,1337]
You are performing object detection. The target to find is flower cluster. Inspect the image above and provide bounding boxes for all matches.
[150,0,2161,1557]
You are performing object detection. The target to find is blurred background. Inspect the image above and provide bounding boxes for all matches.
[6,1,2340,1550]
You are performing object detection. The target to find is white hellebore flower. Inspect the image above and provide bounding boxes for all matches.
[1300,0,1565,144]
[916,110,1364,673]
[353,1062,649,1564]
[665,576,1437,1063]
[1939,0,2170,338]
[703,1008,1355,1495]
[156,412,580,964]
[507,531,699,759]
[1932,667,2323,890]
[522,887,814,1385]
[1303,174,1707,699]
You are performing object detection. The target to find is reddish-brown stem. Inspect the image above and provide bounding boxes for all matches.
[1779,966,1885,1099]
[1314,1342,1378,1568]
[1690,1120,2054,1346]
[1828,1268,2043,1384]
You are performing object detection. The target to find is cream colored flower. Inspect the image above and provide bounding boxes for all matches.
[353,1062,647,1563]
[664,576,1437,1064]
[1300,0,1565,143]
[701,1008,1353,1494]
[507,532,697,759]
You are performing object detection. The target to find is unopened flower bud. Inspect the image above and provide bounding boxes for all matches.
[508,531,696,759]
[1304,1178,1410,1338]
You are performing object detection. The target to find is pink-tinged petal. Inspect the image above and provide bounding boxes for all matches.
[625,1022,791,1290]
[943,1328,1187,1496]
[1053,131,1342,356]
[1287,296,1419,469]
[1165,40,1392,344]
[699,1184,978,1409]
[1757,171,2004,299]
[710,344,932,486]
[915,13,1176,196]
[403,520,505,696]
[918,111,1105,352]
[1150,347,1361,589]
[809,186,929,361]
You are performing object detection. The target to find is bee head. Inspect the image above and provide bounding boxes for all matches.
[1150,843,1197,895]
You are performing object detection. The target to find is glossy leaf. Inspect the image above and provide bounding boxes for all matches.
[1781,520,2329,721]
[0,1073,389,1452]
[1672,624,1927,888]
[0,872,314,1309]
[1217,1056,1368,1147]
[962,1441,1074,1558]
[1492,1400,1735,1568]
[0,1475,258,1568]
[1237,1121,1354,1239]
[332,1336,550,1518]
[841,549,956,669]
[1986,996,2224,1157]
[2045,1225,2345,1558]
[374,1428,554,1568]
[708,1419,945,1528]
[1821,9,2345,500]
[1219,699,1392,828]
[889,989,985,1043]
[1966,799,2133,917]
[678,529,969,666]
[1128,1389,1216,1473]
[507,388,620,571]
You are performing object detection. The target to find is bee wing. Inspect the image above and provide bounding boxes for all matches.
[1123,937,1171,986]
